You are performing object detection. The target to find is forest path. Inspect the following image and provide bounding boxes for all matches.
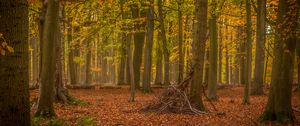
[30,86,300,126]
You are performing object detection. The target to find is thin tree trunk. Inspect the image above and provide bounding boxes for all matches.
[128,33,135,102]
[0,0,30,125]
[218,25,223,84]
[251,0,266,95]
[239,26,246,85]
[208,0,218,100]
[178,1,184,83]
[68,19,78,85]
[243,0,252,104]
[85,39,92,85]
[158,0,170,85]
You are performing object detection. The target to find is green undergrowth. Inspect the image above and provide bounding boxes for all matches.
[31,117,66,126]
[76,116,96,126]
[68,96,90,106]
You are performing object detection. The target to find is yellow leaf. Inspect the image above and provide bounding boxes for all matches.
[2,42,7,47]
[1,49,5,56]
[7,46,14,53]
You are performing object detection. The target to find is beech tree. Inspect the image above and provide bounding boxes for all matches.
[189,0,207,111]
[259,0,299,122]
[0,0,30,125]
[35,0,59,117]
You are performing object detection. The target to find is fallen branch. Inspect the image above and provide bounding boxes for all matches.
[141,69,206,114]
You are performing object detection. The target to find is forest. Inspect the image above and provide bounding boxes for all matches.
[0,0,300,125]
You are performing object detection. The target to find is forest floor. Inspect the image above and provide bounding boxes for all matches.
[30,86,300,126]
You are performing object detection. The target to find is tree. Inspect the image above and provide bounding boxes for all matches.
[178,0,184,83]
[158,0,170,85]
[68,19,79,85]
[259,0,299,123]
[128,33,135,102]
[35,0,59,117]
[154,37,163,85]
[297,39,300,93]
[189,0,207,111]
[142,0,154,92]
[252,0,266,95]
[208,0,218,100]
[131,3,146,89]
[117,0,127,85]
[243,0,252,104]
[0,0,30,125]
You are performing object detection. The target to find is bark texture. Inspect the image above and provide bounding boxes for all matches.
[0,0,30,125]
[189,0,207,111]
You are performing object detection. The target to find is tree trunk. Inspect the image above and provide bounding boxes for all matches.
[38,0,47,86]
[251,0,266,95]
[126,34,132,84]
[204,48,209,85]
[243,0,252,104]
[239,26,246,85]
[118,1,126,85]
[218,25,223,84]
[131,4,146,89]
[67,19,78,85]
[208,0,218,100]
[101,51,108,83]
[142,0,154,92]
[128,33,135,102]
[154,35,163,85]
[32,36,39,86]
[0,0,30,125]
[178,1,184,83]
[225,26,230,85]
[35,0,59,117]
[54,4,71,104]
[85,39,92,85]
[259,0,298,123]
[189,0,207,111]
[297,38,300,93]
[158,0,170,85]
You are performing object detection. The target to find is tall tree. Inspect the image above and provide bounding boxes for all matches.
[251,0,266,95]
[131,3,146,89]
[142,0,154,92]
[259,0,299,123]
[154,37,163,85]
[0,0,30,125]
[85,38,92,85]
[218,25,223,84]
[67,19,79,85]
[118,0,127,85]
[208,0,218,100]
[189,0,207,111]
[158,0,170,85]
[243,0,252,104]
[178,0,184,83]
[35,0,59,117]
[128,33,135,102]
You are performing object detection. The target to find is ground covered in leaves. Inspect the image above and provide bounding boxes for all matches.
[30,86,300,126]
